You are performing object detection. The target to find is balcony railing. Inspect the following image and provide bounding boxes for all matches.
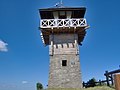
[40,18,87,28]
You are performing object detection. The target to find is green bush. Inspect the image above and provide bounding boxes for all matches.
[36,82,43,90]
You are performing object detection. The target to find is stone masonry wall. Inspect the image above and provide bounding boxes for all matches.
[48,34,82,88]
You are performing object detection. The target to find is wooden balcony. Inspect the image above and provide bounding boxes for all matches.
[40,18,87,29]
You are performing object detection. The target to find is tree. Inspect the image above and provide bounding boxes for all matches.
[85,78,97,88]
[88,78,96,87]
[36,82,43,90]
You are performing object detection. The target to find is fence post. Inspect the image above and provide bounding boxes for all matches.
[114,74,120,90]
[83,81,85,88]
[105,71,110,86]
[110,74,114,85]
[99,80,102,86]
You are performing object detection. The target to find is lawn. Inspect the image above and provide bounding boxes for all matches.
[47,86,115,90]
[82,86,115,90]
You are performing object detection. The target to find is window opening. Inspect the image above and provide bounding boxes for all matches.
[62,60,67,66]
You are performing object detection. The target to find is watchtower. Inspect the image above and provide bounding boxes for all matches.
[39,4,89,88]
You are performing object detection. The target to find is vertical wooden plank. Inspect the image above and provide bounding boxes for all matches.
[114,74,120,90]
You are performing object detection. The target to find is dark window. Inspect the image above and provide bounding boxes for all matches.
[71,10,85,18]
[40,11,54,19]
[62,60,67,66]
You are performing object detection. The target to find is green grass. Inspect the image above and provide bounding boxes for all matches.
[82,86,115,90]
[47,86,115,90]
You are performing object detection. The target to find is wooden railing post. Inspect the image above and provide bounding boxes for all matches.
[99,80,102,86]
[114,74,120,90]
[105,71,110,86]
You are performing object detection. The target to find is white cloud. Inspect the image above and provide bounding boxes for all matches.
[0,40,8,52]
[22,81,28,84]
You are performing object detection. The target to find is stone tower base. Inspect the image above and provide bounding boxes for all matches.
[48,34,82,88]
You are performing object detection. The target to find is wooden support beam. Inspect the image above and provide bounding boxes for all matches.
[114,74,120,90]
[104,69,120,75]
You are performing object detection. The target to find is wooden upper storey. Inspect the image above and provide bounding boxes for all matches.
[39,7,89,45]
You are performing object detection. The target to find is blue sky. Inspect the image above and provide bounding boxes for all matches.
[0,0,120,90]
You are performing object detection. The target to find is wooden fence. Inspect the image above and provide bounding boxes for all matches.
[83,69,120,88]
[104,69,120,86]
